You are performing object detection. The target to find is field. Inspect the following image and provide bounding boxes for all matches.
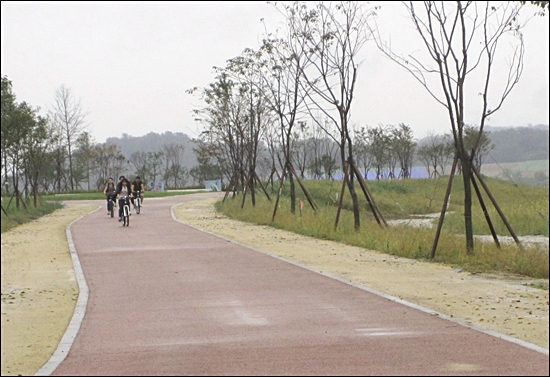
[218,175,549,279]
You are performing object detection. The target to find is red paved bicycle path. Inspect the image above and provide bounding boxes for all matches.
[46,194,548,376]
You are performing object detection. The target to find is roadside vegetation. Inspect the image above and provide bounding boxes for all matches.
[217,176,549,280]
[1,200,63,233]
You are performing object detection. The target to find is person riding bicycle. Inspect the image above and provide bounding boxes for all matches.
[115,178,133,222]
[103,177,117,216]
[131,176,145,209]
[116,175,126,193]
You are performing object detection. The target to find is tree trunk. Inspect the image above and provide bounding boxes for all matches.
[11,166,19,209]
[461,156,475,253]
[250,168,256,206]
[289,173,296,214]
[346,171,360,231]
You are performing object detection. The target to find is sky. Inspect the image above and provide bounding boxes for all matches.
[2,1,549,144]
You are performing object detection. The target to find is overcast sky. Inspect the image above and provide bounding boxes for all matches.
[2,1,549,144]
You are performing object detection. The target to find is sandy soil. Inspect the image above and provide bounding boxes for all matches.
[1,197,548,376]
[1,203,97,376]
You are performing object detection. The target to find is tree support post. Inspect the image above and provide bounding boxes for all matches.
[223,172,238,203]
[350,161,387,227]
[430,155,459,259]
[271,164,288,222]
[287,163,318,211]
[253,171,272,202]
[471,164,524,251]
[241,170,254,209]
[334,161,349,231]
[471,173,501,248]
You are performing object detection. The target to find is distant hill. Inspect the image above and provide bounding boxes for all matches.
[417,125,549,164]
[105,131,198,174]
[484,124,549,133]
[103,125,548,180]
[484,126,549,163]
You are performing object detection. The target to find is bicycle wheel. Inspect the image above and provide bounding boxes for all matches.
[136,198,141,214]
[124,204,130,226]
[110,201,114,218]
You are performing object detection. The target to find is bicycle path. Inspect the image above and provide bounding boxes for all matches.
[44,193,548,375]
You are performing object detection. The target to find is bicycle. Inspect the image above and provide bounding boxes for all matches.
[121,196,131,226]
[106,195,115,218]
[134,190,142,214]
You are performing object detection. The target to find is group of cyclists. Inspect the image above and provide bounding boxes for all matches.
[103,175,145,222]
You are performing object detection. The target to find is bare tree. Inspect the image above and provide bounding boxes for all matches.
[189,72,249,193]
[373,1,527,252]
[256,32,309,213]
[50,85,87,191]
[163,143,187,188]
[129,151,149,181]
[282,0,376,230]
[416,131,454,178]
[94,143,125,188]
[225,51,273,206]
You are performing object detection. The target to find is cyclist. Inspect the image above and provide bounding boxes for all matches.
[115,178,132,222]
[131,176,145,209]
[116,175,126,193]
[102,177,117,216]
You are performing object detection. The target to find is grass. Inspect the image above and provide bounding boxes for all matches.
[1,199,63,233]
[217,175,549,280]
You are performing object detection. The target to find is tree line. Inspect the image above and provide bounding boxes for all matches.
[1,77,193,207]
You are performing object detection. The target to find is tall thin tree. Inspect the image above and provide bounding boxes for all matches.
[50,85,87,191]
[373,1,527,252]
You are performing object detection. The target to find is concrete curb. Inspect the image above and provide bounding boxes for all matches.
[35,206,101,376]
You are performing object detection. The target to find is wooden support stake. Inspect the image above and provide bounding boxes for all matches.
[287,163,318,211]
[271,164,288,222]
[471,173,501,248]
[471,164,524,251]
[334,162,349,231]
[350,161,387,227]
[241,170,254,209]
[430,155,458,259]
[223,172,237,203]
[254,171,272,202]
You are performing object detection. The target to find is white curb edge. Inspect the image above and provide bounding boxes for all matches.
[35,205,101,376]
